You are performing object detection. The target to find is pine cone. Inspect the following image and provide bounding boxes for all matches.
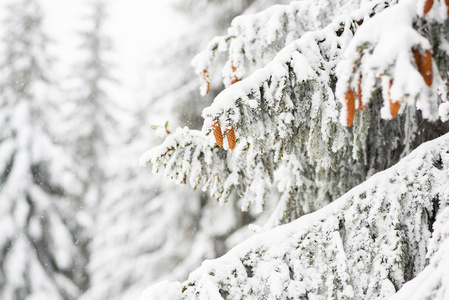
[412,48,421,72]
[230,61,239,85]
[357,76,366,111]
[446,0,449,17]
[212,119,223,147]
[201,70,211,95]
[226,124,236,150]
[423,0,434,15]
[231,60,237,72]
[421,50,433,87]
[412,48,433,87]
[389,80,401,118]
[345,89,356,127]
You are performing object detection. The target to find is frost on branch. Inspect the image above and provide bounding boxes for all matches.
[143,0,449,225]
[140,133,449,300]
[388,205,449,300]
[140,127,270,211]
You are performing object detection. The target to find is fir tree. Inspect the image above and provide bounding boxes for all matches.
[141,133,449,299]
[140,0,449,298]
[63,0,118,207]
[0,0,87,298]
[61,0,127,298]
[142,0,449,226]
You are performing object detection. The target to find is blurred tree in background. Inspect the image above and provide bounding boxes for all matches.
[0,0,88,298]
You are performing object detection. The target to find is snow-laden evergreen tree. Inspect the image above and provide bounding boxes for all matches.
[60,0,130,298]
[140,133,449,299]
[62,2,122,282]
[142,0,449,227]
[140,0,449,298]
[63,0,118,207]
[0,0,87,298]
[389,203,449,300]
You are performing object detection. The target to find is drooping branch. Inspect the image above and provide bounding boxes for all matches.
[140,133,449,300]
[142,0,449,225]
[336,0,449,124]
[142,0,398,223]
[193,0,396,95]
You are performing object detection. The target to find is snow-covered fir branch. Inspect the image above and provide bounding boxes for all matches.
[141,0,449,226]
[140,132,449,300]
[336,0,449,123]
[388,205,449,300]
[192,0,395,92]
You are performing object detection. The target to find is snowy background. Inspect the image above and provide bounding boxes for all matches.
[33,0,184,113]
[0,1,194,299]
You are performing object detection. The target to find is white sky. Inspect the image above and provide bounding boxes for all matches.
[49,0,187,102]
[0,0,188,107]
